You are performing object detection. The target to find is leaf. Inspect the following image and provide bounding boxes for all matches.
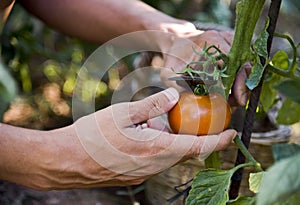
[260,73,281,112]
[246,18,269,91]
[257,152,300,205]
[0,61,18,119]
[271,50,289,70]
[246,59,265,90]
[227,196,256,205]
[249,172,264,193]
[253,18,269,59]
[276,98,300,125]
[275,79,300,104]
[272,143,300,162]
[205,151,221,169]
[185,168,234,205]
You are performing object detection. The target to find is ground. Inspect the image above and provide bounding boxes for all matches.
[0,181,148,205]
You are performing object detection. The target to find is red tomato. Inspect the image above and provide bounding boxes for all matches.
[168,92,231,136]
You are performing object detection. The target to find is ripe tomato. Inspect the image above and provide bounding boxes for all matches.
[168,92,231,136]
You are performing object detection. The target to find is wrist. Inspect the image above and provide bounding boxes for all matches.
[33,124,81,189]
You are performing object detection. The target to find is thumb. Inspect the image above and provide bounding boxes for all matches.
[126,87,179,126]
[233,62,251,106]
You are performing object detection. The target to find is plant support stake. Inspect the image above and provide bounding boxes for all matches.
[229,0,282,199]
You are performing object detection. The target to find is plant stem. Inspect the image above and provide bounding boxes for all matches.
[223,0,266,97]
[231,162,259,174]
[233,136,262,171]
[229,0,282,199]
[267,33,299,78]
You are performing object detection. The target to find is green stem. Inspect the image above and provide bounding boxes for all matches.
[267,33,299,78]
[231,161,259,174]
[267,64,300,79]
[223,0,266,97]
[274,33,298,71]
[233,135,263,172]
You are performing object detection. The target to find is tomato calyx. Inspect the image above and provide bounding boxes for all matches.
[174,43,231,97]
[193,84,207,96]
[177,42,230,81]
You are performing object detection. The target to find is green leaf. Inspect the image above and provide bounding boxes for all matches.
[246,59,265,90]
[0,61,18,119]
[253,19,269,59]
[227,196,256,205]
[186,168,234,205]
[257,152,300,205]
[275,79,300,104]
[276,98,300,125]
[205,151,221,169]
[271,50,289,70]
[249,172,264,193]
[272,143,300,162]
[245,18,269,91]
[260,73,281,112]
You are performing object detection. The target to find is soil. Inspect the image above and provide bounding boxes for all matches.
[0,181,148,205]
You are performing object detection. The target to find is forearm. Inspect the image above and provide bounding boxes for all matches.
[0,122,134,190]
[0,0,14,25]
[0,123,90,190]
[19,0,198,49]
[0,123,52,189]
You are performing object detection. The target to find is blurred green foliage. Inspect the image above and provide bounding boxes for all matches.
[2,1,298,128]
[0,1,233,126]
[0,4,103,125]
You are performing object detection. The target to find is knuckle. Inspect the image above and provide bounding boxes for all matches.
[147,96,165,114]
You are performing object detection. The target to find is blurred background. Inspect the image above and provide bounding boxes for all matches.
[0,0,300,204]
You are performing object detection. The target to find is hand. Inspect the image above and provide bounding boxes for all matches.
[157,23,249,106]
[35,88,236,190]
[159,29,233,88]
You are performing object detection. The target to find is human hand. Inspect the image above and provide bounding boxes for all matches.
[157,24,249,106]
[40,88,236,189]
[229,62,251,106]
[159,29,233,88]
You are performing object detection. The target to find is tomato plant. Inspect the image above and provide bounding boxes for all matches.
[168,92,231,136]
[168,0,300,205]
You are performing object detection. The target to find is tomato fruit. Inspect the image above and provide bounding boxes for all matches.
[168,92,231,136]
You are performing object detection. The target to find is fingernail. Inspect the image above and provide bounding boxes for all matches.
[141,123,148,129]
[164,87,179,104]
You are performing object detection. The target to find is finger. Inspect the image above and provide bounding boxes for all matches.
[106,128,235,175]
[203,30,231,54]
[147,116,169,132]
[185,129,237,160]
[122,87,179,127]
[233,62,251,106]
[220,31,234,46]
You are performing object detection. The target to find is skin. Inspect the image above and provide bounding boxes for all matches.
[0,0,246,190]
